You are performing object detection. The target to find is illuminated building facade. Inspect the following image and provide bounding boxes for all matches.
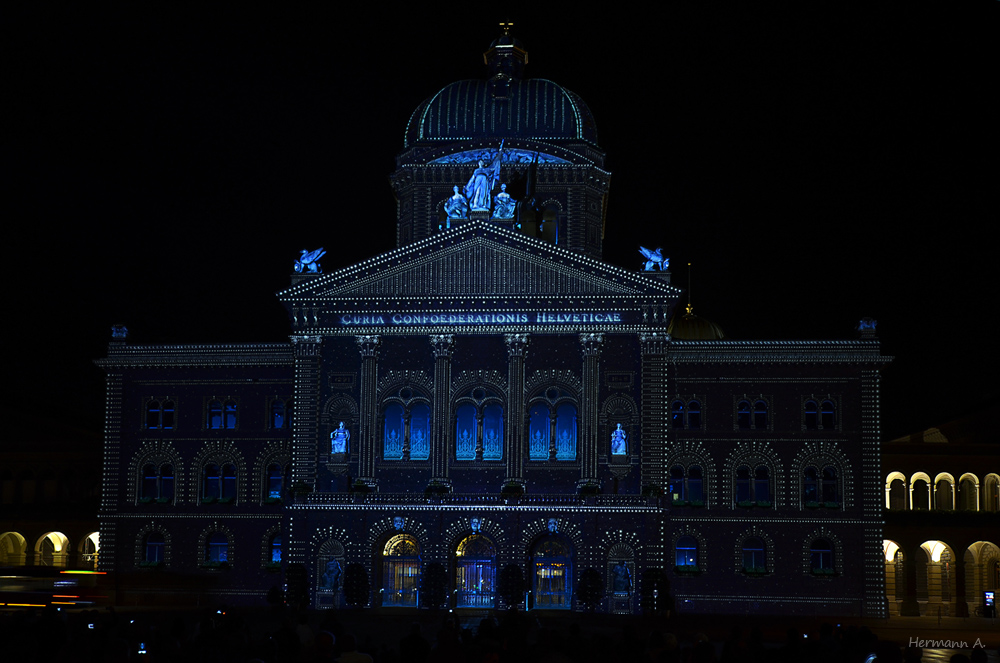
[881,406,1000,618]
[94,30,892,616]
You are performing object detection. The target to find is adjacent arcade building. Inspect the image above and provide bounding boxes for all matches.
[95,29,891,616]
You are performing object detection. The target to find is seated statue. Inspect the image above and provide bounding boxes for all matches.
[611,423,627,455]
[493,184,516,219]
[444,186,470,219]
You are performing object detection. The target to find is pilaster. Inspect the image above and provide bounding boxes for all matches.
[430,334,455,485]
[639,332,669,492]
[579,333,603,487]
[504,333,529,487]
[356,335,380,488]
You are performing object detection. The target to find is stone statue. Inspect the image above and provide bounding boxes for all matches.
[295,248,326,273]
[464,141,504,211]
[612,561,632,593]
[547,518,558,533]
[471,517,481,533]
[321,558,342,591]
[444,185,469,219]
[493,184,516,219]
[330,422,350,454]
[639,246,668,271]
[393,516,404,531]
[611,423,627,455]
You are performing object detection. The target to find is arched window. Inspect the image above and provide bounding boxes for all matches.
[140,463,174,502]
[689,466,704,502]
[146,400,161,429]
[528,387,577,462]
[804,400,818,430]
[985,475,1000,512]
[742,537,766,572]
[737,401,752,430]
[555,404,577,461]
[804,467,819,503]
[384,403,405,460]
[911,478,930,510]
[669,465,686,502]
[203,463,237,502]
[671,401,685,429]
[533,537,572,609]
[384,393,433,461]
[224,401,237,429]
[821,400,836,429]
[271,399,287,429]
[889,477,906,510]
[205,533,229,565]
[822,466,839,503]
[957,477,978,511]
[162,400,174,429]
[529,403,551,460]
[935,479,954,510]
[455,534,496,607]
[810,539,834,574]
[454,387,504,462]
[753,401,768,429]
[207,400,223,429]
[668,464,705,505]
[269,533,281,564]
[687,400,702,429]
[36,532,69,567]
[144,532,165,564]
[382,534,420,607]
[675,536,698,569]
[266,463,288,501]
[736,464,771,506]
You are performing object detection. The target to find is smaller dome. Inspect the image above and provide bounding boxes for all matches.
[668,304,725,340]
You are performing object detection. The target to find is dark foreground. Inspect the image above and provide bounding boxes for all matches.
[1,605,997,663]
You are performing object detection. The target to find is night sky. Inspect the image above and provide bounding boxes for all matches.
[8,7,995,443]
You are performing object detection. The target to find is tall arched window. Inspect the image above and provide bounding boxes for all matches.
[736,465,771,506]
[271,399,287,429]
[265,463,288,500]
[669,465,686,502]
[687,400,702,429]
[810,539,834,574]
[224,401,237,429]
[207,400,223,429]
[935,479,954,510]
[146,400,162,429]
[203,463,237,502]
[671,401,685,429]
[528,387,577,462]
[804,400,818,430]
[821,466,839,503]
[384,390,433,462]
[144,532,165,564]
[384,403,405,460]
[985,475,1000,512]
[742,537,766,572]
[269,533,282,564]
[821,400,836,429]
[205,533,229,565]
[454,387,504,461]
[455,535,496,607]
[141,463,174,502]
[737,401,752,429]
[533,537,572,609]
[675,536,698,569]
[804,467,819,503]
[382,534,420,607]
[409,403,431,460]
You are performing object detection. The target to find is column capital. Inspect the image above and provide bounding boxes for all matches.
[430,334,455,359]
[639,331,670,355]
[579,332,604,357]
[355,335,380,358]
[291,335,323,357]
[504,333,529,357]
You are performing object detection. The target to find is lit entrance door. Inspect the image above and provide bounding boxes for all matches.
[383,534,420,607]
[456,535,495,608]
[533,538,572,609]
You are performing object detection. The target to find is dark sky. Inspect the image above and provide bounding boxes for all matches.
[8,7,995,441]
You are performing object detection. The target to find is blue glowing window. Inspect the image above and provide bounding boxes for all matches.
[267,463,284,499]
[675,536,697,567]
[410,404,430,461]
[455,404,477,460]
[529,405,550,460]
[384,403,405,460]
[270,534,281,564]
[144,533,165,563]
[671,401,685,429]
[207,401,223,429]
[482,404,503,461]
[206,533,228,563]
[271,399,286,429]
[555,404,577,461]
[224,401,237,429]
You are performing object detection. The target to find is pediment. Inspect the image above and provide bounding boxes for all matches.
[279,221,679,303]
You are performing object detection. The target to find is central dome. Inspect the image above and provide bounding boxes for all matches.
[404,32,598,147]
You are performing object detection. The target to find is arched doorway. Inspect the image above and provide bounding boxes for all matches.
[80,532,99,570]
[35,532,70,567]
[455,534,496,607]
[382,534,420,607]
[0,532,27,566]
[532,537,573,609]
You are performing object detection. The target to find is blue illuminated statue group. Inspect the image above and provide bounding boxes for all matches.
[639,247,668,271]
[444,142,517,221]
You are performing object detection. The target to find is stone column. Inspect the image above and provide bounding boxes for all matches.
[899,541,921,616]
[355,335,380,488]
[430,334,454,487]
[579,333,603,488]
[504,334,529,488]
[639,332,669,492]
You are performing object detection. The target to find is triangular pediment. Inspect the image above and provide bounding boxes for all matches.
[279,221,679,303]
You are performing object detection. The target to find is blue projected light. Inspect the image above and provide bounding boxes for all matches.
[430,148,570,165]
